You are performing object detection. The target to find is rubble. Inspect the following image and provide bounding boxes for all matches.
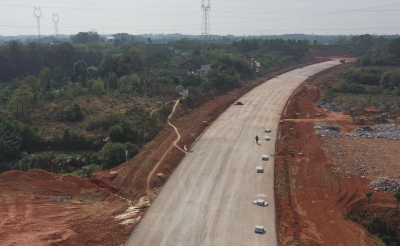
[314,101,349,112]
[350,106,365,111]
[348,124,400,140]
[315,129,342,137]
[368,178,400,193]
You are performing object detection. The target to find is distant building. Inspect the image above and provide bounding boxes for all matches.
[172,69,191,82]
[172,58,212,81]
[241,55,261,73]
[105,36,115,42]
[87,66,100,79]
[145,38,170,54]
[178,58,211,77]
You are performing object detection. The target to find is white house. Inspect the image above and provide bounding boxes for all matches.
[178,58,211,78]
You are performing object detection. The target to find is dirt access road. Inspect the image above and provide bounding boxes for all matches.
[125,61,338,246]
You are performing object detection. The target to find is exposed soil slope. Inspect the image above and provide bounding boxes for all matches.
[0,170,131,246]
[275,64,399,245]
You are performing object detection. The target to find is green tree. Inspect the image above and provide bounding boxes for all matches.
[92,80,106,96]
[394,191,400,212]
[56,103,84,122]
[100,142,126,169]
[72,60,89,85]
[109,125,125,143]
[9,83,34,119]
[71,32,89,44]
[0,120,22,164]
[366,191,373,205]
[104,73,119,90]
[118,73,141,94]
[38,67,53,98]
[121,36,127,45]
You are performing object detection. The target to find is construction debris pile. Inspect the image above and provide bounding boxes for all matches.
[322,137,400,184]
[315,129,342,137]
[347,124,400,140]
[314,101,349,112]
[368,178,400,193]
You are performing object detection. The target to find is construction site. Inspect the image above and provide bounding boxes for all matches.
[1,56,400,245]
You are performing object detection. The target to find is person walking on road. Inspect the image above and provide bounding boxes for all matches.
[255,135,259,144]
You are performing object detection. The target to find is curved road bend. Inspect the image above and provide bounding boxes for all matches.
[125,61,339,246]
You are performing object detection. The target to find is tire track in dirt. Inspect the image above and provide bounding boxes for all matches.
[146,99,187,200]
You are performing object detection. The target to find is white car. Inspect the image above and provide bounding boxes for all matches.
[265,129,272,133]
[262,155,269,161]
[255,225,265,234]
[253,199,268,206]
[265,136,270,141]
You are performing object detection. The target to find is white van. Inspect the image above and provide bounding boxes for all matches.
[262,155,269,161]
[253,199,268,206]
[255,225,265,234]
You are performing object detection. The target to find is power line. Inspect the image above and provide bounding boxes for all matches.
[33,7,42,42]
[201,0,211,44]
[52,13,59,40]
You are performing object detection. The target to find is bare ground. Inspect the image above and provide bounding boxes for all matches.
[275,63,400,246]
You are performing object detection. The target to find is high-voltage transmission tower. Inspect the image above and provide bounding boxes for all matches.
[201,0,211,44]
[34,7,42,43]
[52,13,60,40]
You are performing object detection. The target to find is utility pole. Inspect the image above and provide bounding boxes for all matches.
[34,7,42,43]
[201,0,211,45]
[52,13,59,41]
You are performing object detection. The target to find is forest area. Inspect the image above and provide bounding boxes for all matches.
[0,32,311,175]
[320,35,400,111]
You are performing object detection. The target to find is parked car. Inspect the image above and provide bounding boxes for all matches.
[253,199,268,206]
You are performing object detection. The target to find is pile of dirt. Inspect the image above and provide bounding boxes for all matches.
[0,169,131,246]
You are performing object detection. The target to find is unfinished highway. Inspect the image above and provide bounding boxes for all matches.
[125,61,338,246]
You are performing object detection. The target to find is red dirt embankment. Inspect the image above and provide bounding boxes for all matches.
[0,169,131,246]
[275,64,398,245]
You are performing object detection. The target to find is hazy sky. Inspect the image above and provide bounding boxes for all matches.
[0,0,400,36]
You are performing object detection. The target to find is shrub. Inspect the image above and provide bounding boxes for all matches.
[100,142,126,169]
[74,164,102,178]
[125,142,140,159]
[0,120,41,163]
[55,103,84,122]
[109,125,125,143]
[92,80,106,96]
[104,73,119,90]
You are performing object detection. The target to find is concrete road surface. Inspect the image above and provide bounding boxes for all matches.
[125,61,338,246]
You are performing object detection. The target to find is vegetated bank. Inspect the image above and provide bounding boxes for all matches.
[0,35,310,177]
